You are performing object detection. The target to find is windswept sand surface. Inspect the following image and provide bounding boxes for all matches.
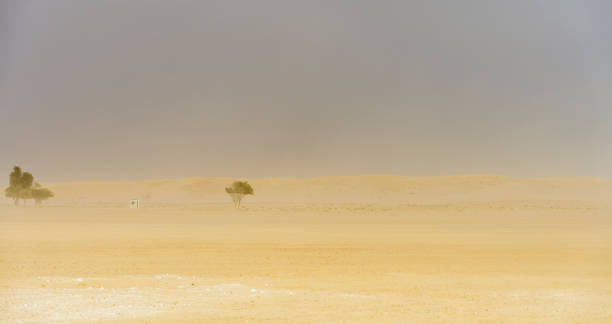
[1,176,611,323]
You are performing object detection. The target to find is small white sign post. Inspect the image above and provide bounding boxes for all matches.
[130,199,140,208]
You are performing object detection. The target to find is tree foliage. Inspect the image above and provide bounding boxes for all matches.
[31,183,54,206]
[9,166,22,188]
[4,186,20,204]
[5,166,54,206]
[225,181,254,208]
[6,166,30,205]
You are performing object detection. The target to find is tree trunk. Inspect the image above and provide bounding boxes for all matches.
[230,193,243,208]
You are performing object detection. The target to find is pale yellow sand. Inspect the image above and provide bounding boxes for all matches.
[1,176,611,323]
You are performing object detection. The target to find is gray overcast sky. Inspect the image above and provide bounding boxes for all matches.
[1,0,611,181]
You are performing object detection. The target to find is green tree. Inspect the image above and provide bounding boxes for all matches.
[31,183,54,206]
[225,181,254,208]
[21,172,34,189]
[5,166,52,206]
[7,166,24,205]
[9,166,22,188]
[4,186,20,205]
[5,166,33,205]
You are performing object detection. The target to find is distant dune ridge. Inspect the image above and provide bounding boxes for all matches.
[6,175,610,205]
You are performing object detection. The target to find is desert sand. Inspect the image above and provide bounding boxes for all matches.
[1,175,611,323]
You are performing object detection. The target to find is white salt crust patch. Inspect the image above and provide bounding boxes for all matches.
[0,275,374,323]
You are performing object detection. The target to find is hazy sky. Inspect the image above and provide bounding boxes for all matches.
[1,0,611,181]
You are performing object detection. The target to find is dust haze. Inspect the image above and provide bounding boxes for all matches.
[2,0,612,323]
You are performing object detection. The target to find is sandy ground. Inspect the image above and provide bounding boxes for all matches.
[1,176,611,323]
